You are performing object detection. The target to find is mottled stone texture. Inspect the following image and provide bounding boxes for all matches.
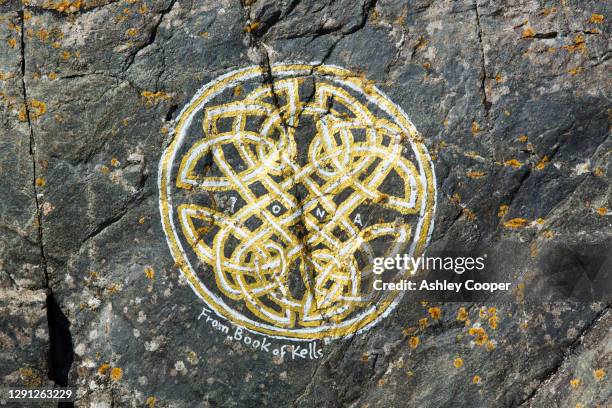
[0,0,610,407]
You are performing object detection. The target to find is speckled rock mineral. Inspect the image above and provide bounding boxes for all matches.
[0,0,610,407]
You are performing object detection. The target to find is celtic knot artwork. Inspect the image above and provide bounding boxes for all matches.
[159,64,436,340]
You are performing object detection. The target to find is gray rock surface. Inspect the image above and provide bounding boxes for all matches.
[0,0,610,407]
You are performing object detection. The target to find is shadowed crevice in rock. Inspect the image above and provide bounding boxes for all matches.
[46,291,75,391]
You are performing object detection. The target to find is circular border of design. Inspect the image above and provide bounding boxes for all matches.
[158,64,437,340]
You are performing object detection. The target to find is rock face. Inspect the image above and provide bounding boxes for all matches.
[0,0,610,407]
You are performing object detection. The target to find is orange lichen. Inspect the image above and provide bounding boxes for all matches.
[450,192,462,206]
[570,378,581,389]
[42,0,84,13]
[468,326,488,346]
[418,318,429,329]
[35,178,46,187]
[138,216,146,225]
[594,368,605,381]
[596,207,607,216]
[141,91,171,105]
[428,307,441,320]
[504,159,522,168]
[462,208,477,221]
[488,315,499,329]
[504,218,528,229]
[453,357,463,368]
[567,67,582,76]
[233,85,243,97]
[244,21,261,33]
[588,14,604,24]
[457,307,468,322]
[473,375,481,384]
[146,397,157,408]
[471,121,480,135]
[98,363,111,375]
[126,28,139,37]
[593,167,604,177]
[535,155,549,170]
[564,35,586,54]
[522,27,536,38]
[110,367,123,381]
[543,230,554,239]
[518,135,528,142]
[485,340,496,351]
[467,171,486,179]
[409,336,420,349]
[7,38,17,48]
[144,266,155,280]
[498,205,509,218]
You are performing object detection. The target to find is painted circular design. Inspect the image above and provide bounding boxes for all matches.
[159,64,436,340]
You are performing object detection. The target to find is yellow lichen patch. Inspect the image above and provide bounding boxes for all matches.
[488,315,499,329]
[588,14,604,24]
[60,50,71,60]
[126,28,139,37]
[7,38,17,48]
[471,121,480,135]
[564,35,586,54]
[495,73,503,82]
[418,317,429,329]
[453,357,463,368]
[138,216,146,224]
[141,91,171,105]
[100,165,110,175]
[596,207,607,216]
[146,396,156,408]
[462,208,477,221]
[450,192,462,206]
[522,27,536,38]
[139,4,148,14]
[110,158,120,167]
[244,21,261,33]
[594,368,605,381]
[535,218,544,225]
[504,159,522,168]
[467,171,486,179]
[36,29,49,42]
[41,0,83,13]
[518,135,528,142]
[593,167,604,177]
[233,85,243,97]
[569,378,581,389]
[29,100,47,119]
[428,307,441,320]
[51,42,61,49]
[468,326,488,346]
[457,307,468,322]
[98,363,111,375]
[110,367,123,381]
[567,67,582,76]
[485,340,496,351]
[543,230,554,239]
[498,205,509,219]
[409,336,420,349]
[35,177,46,187]
[48,72,58,80]
[144,266,155,280]
[504,218,528,229]
[535,155,549,170]
[472,375,481,384]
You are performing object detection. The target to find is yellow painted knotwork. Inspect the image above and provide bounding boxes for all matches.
[159,64,436,340]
